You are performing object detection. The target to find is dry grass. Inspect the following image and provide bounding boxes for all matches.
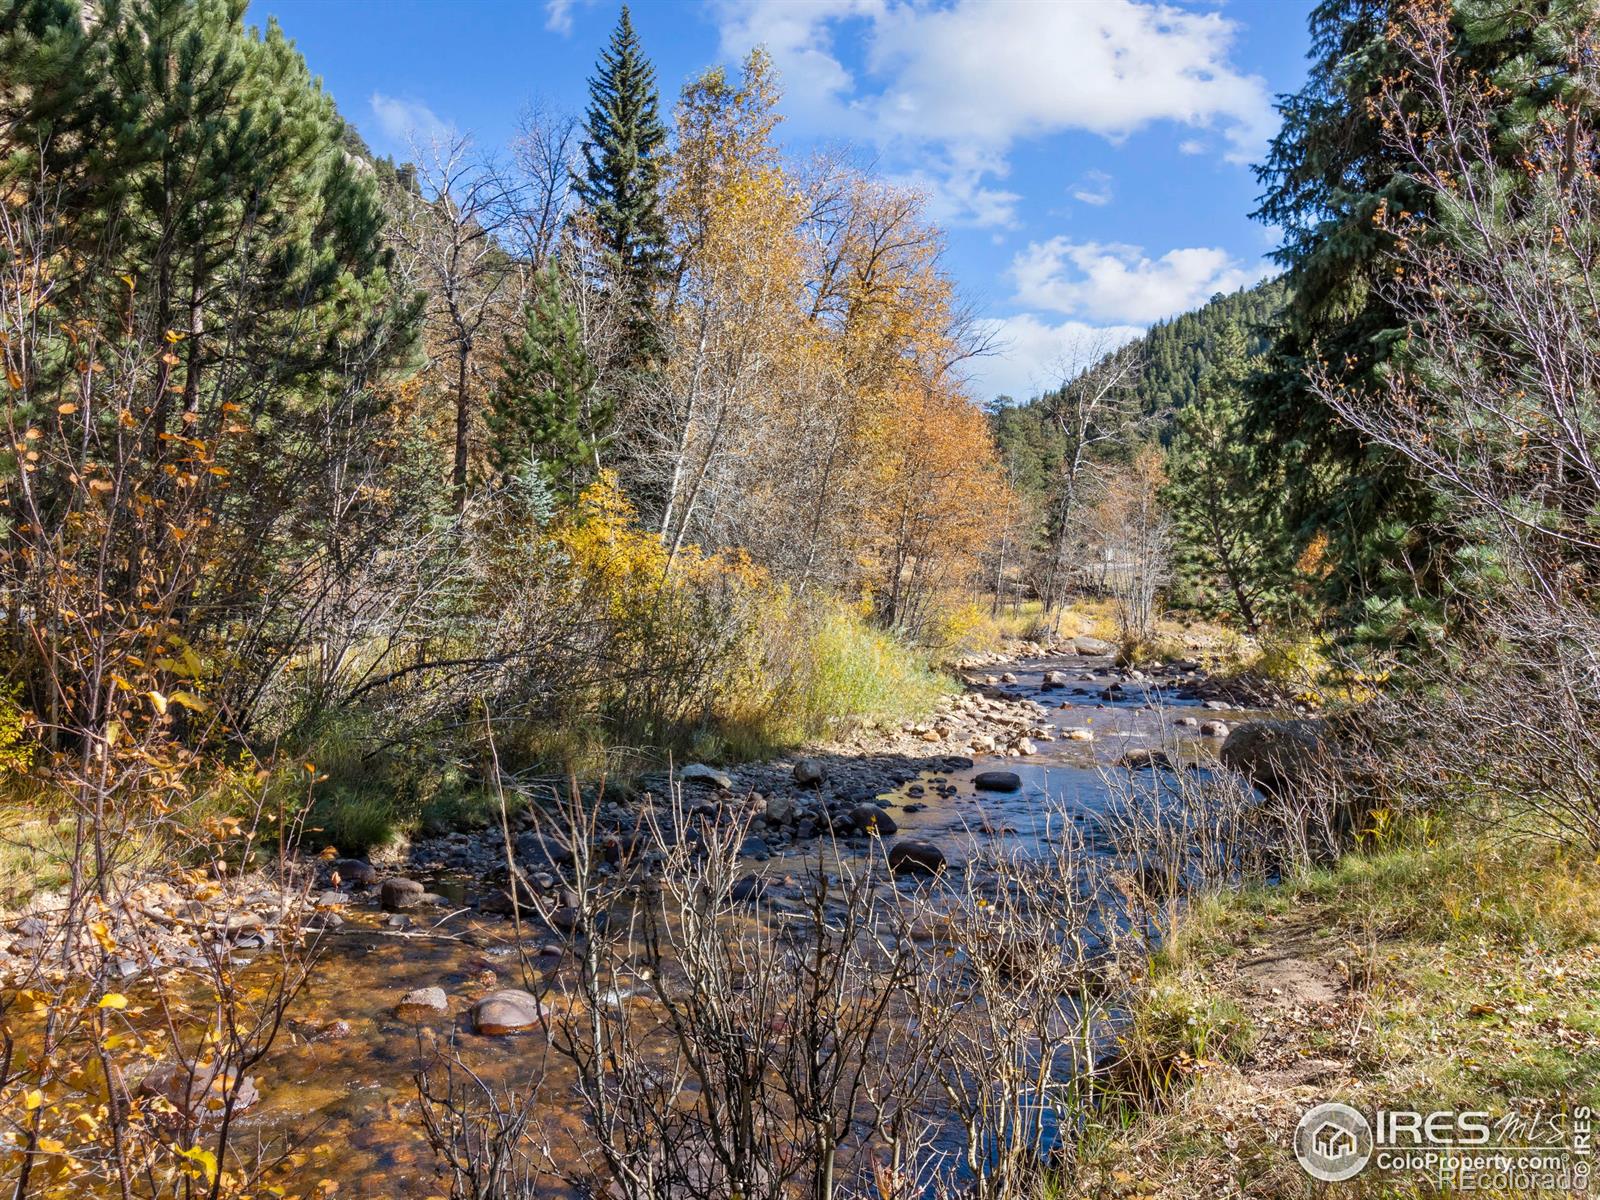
[1074,825,1600,1197]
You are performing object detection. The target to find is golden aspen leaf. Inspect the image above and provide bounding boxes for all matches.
[98,993,128,1010]
[22,1089,42,1111]
[57,403,78,415]
[178,1145,218,1184]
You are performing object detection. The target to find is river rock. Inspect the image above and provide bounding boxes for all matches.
[792,758,826,787]
[140,1061,259,1121]
[1042,670,1071,689]
[379,878,425,912]
[1000,672,1019,684]
[1015,737,1038,756]
[471,988,546,1036]
[740,835,771,860]
[1065,728,1095,742]
[763,793,796,824]
[395,986,449,1021]
[969,734,998,754]
[731,873,766,905]
[680,763,733,789]
[888,840,947,877]
[1200,720,1230,738]
[1175,716,1200,728]
[973,770,1022,793]
[1073,635,1113,656]
[330,859,377,889]
[516,832,573,868]
[850,803,898,836]
[1220,720,1325,790]
[1118,748,1173,770]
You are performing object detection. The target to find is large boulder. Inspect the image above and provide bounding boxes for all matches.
[1220,720,1325,791]
[471,988,546,1036]
[888,840,947,877]
[973,770,1022,793]
[1073,635,1114,656]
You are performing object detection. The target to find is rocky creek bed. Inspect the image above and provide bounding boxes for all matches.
[0,641,1311,1197]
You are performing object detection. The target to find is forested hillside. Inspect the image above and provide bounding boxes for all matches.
[1129,278,1286,419]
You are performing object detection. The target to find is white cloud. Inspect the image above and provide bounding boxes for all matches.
[1071,170,1113,207]
[715,0,1274,225]
[1009,237,1266,325]
[1179,138,1208,155]
[969,314,1145,403]
[369,93,454,149]
[545,0,576,34]
[889,146,1023,228]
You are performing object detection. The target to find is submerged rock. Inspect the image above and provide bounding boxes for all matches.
[140,1061,259,1121]
[1117,748,1173,770]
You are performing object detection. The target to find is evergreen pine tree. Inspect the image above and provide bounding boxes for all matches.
[488,264,605,500]
[0,0,416,690]
[575,4,669,353]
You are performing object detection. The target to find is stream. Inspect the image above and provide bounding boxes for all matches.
[227,651,1261,1196]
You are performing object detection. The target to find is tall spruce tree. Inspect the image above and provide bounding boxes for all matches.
[487,265,604,500]
[1164,322,1293,633]
[1250,0,1590,639]
[1250,0,1432,630]
[576,5,669,352]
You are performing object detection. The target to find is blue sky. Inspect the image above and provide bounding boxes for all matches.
[248,0,1312,403]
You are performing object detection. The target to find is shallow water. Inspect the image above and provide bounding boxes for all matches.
[225,654,1258,1197]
